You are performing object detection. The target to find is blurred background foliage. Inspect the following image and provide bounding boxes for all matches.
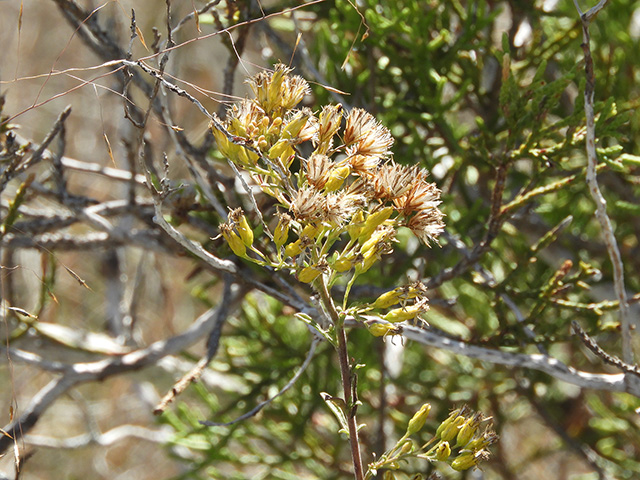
[2,0,640,479]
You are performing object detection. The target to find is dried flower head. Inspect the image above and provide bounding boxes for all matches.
[291,186,325,221]
[248,64,309,115]
[323,193,365,226]
[305,153,333,189]
[344,108,394,158]
[316,104,344,154]
[407,209,445,245]
[372,163,420,200]
[394,177,442,216]
[348,154,380,176]
[281,73,311,110]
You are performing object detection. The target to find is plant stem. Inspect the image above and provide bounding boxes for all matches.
[317,277,365,480]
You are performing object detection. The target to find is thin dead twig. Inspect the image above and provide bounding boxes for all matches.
[572,321,640,376]
[573,0,633,364]
[355,318,640,398]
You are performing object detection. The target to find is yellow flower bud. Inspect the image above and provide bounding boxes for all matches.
[221,227,247,258]
[333,256,354,273]
[382,302,426,323]
[298,266,322,284]
[236,215,254,247]
[356,247,379,274]
[268,139,290,159]
[348,210,365,241]
[434,441,451,461]
[372,289,403,309]
[281,111,309,139]
[360,227,391,255]
[270,116,283,131]
[237,147,258,167]
[285,240,303,258]
[358,206,393,242]
[273,214,291,248]
[440,415,466,443]
[406,403,431,435]
[465,429,498,450]
[436,407,465,438]
[398,440,414,456]
[301,222,322,239]
[366,322,402,337]
[324,165,351,192]
[450,451,479,471]
[456,413,483,448]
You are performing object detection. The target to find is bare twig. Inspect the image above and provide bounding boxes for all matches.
[572,321,640,376]
[355,318,640,398]
[1,106,72,191]
[573,0,633,364]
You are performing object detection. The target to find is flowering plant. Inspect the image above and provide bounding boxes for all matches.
[212,64,494,478]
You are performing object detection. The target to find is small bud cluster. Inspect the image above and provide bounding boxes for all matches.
[425,406,497,471]
[212,65,444,315]
[367,404,496,477]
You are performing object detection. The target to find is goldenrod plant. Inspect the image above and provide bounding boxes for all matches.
[210,65,494,478]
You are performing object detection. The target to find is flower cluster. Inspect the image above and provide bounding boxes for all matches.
[211,64,444,319]
[367,404,497,477]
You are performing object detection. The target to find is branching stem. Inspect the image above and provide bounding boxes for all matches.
[316,277,364,480]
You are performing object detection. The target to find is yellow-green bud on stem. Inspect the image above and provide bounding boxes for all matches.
[440,415,466,443]
[398,440,414,456]
[456,413,483,448]
[356,247,379,274]
[434,441,451,461]
[382,302,426,323]
[360,226,393,255]
[324,165,351,192]
[285,240,303,258]
[406,403,432,435]
[465,429,498,451]
[348,210,365,241]
[298,266,322,283]
[366,321,402,337]
[372,288,403,309]
[268,139,290,159]
[220,226,247,258]
[273,214,291,248]
[358,206,393,242]
[281,111,309,139]
[450,451,479,471]
[236,215,254,247]
[435,407,466,438]
[301,222,322,239]
[333,256,354,272]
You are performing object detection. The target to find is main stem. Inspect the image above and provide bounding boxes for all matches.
[317,278,365,480]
